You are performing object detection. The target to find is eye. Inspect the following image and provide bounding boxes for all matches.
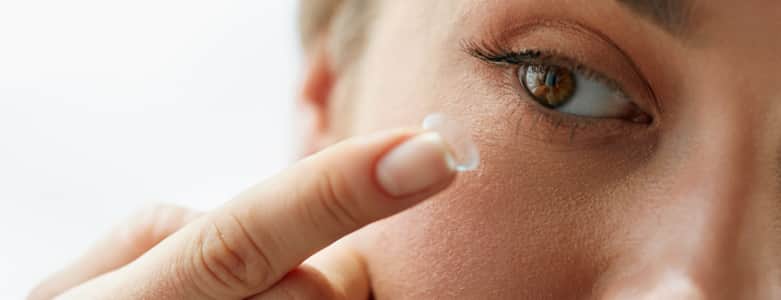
[520,64,638,119]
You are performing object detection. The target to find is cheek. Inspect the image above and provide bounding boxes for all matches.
[345,0,472,136]
[344,6,438,135]
[342,4,658,297]
[350,144,648,298]
[348,93,658,298]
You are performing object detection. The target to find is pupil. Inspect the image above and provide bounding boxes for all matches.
[522,65,576,109]
[545,68,558,87]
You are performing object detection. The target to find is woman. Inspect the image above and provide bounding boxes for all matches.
[31,0,781,299]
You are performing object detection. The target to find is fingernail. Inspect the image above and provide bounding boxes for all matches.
[376,132,457,197]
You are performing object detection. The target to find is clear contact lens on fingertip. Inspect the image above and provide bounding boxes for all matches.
[422,113,481,172]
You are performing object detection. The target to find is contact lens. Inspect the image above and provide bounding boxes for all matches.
[422,113,481,172]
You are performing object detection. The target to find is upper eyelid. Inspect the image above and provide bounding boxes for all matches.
[459,20,663,116]
[462,41,629,98]
[458,42,655,145]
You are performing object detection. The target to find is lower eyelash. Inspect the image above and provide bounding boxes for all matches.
[496,67,647,147]
[498,69,581,142]
[462,39,655,147]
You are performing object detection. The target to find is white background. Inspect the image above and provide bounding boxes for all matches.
[0,1,299,298]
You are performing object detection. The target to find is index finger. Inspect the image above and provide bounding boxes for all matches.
[115,128,462,299]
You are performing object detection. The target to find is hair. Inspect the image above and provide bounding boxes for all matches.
[298,0,375,70]
[616,0,692,34]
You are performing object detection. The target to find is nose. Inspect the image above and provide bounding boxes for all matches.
[598,101,781,299]
[606,270,706,300]
[598,185,755,300]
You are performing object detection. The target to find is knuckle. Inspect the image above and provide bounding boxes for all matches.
[121,204,177,251]
[311,170,363,231]
[276,267,340,300]
[121,204,197,252]
[190,214,276,293]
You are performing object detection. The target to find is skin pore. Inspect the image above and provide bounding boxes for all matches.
[301,0,781,299]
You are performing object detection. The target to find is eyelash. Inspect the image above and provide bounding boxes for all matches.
[463,40,629,106]
[461,40,653,144]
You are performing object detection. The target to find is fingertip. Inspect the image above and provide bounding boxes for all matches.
[375,132,458,198]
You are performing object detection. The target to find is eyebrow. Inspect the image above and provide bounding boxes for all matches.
[616,0,693,35]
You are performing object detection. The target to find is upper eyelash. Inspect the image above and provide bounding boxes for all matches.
[461,40,657,144]
[462,40,542,65]
[462,39,630,100]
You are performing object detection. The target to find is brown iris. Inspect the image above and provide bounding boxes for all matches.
[522,65,576,108]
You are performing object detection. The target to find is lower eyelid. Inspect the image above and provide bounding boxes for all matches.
[464,20,660,123]
[496,69,652,148]
[511,100,640,147]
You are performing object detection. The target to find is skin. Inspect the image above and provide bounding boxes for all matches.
[31,0,781,299]
[322,0,781,298]
[29,129,458,299]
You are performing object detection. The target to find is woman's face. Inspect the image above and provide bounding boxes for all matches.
[329,0,781,298]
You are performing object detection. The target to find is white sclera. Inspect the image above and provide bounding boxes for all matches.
[422,113,481,172]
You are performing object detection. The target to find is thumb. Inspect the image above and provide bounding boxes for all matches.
[248,244,369,300]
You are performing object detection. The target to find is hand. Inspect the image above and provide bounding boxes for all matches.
[29,129,458,300]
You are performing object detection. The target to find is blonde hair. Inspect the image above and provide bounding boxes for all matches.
[298,0,374,69]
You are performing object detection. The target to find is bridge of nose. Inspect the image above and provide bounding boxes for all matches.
[594,89,781,298]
